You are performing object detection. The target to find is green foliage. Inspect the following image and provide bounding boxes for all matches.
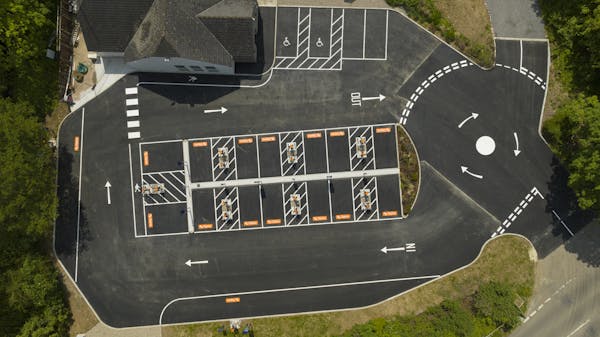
[473,282,522,330]
[337,282,525,337]
[544,95,600,211]
[0,98,69,336]
[0,99,57,241]
[539,0,600,94]
[385,0,493,67]
[0,0,58,117]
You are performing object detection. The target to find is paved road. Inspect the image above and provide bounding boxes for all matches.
[486,0,546,39]
[511,223,600,337]
[54,6,587,328]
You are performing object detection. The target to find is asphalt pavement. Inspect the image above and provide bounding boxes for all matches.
[54,6,588,328]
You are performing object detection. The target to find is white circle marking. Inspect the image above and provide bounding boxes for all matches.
[476,136,495,156]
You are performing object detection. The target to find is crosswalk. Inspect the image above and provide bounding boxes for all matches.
[125,87,141,139]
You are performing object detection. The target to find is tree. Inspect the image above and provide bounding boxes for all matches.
[16,304,70,337]
[544,95,600,211]
[473,282,522,329]
[0,98,57,243]
[5,255,63,313]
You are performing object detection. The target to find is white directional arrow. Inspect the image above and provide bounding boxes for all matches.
[134,183,140,192]
[104,181,112,205]
[185,259,209,267]
[381,246,404,254]
[204,107,227,114]
[513,132,521,156]
[361,94,386,102]
[381,243,416,254]
[461,166,483,179]
[188,75,197,82]
[457,113,479,128]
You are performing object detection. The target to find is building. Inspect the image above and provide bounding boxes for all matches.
[78,0,259,75]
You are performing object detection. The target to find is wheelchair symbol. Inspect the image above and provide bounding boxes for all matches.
[316,37,324,48]
[283,37,291,47]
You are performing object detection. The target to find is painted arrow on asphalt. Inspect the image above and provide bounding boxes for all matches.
[185,259,209,267]
[457,113,479,128]
[513,132,521,156]
[104,181,112,205]
[461,166,483,179]
[381,244,416,254]
[361,94,386,102]
[204,107,227,114]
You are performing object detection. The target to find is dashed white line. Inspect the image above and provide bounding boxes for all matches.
[126,109,139,117]
[127,120,140,128]
[128,131,141,139]
[125,87,138,95]
[126,98,139,106]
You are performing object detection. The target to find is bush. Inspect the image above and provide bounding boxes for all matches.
[473,282,522,330]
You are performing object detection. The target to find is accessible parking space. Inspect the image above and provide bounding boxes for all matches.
[140,141,183,173]
[309,8,332,58]
[235,136,259,179]
[330,179,353,222]
[276,7,299,57]
[261,184,284,227]
[303,130,328,174]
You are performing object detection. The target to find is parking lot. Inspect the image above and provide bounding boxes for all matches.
[135,124,402,236]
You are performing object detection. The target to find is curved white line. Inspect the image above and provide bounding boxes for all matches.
[159,275,441,324]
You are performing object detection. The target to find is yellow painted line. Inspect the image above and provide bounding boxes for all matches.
[382,210,398,217]
[192,141,208,148]
[306,132,322,139]
[197,223,213,230]
[261,135,277,142]
[335,214,351,220]
[312,215,328,222]
[143,151,149,166]
[238,137,254,145]
[225,297,240,304]
[266,218,281,225]
[375,127,392,133]
[147,213,154,229]
[73,136,80,152]
[329,130,345,137]
[243,220,259,227]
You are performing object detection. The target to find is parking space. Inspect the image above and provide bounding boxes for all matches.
[261,184,285,227]
[235,136,258,179]
[330,179,353,222]
[327,129,351,172]
[135,124,402,236]
[303,131,328,173]
[140,141,183,173]
[376,175,402,218]
[373,126,398,168]
[274,7,388,70]
[144,204,188,235]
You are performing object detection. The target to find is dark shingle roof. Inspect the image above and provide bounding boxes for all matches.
[78,0,156,52]
[80,0,257,65]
